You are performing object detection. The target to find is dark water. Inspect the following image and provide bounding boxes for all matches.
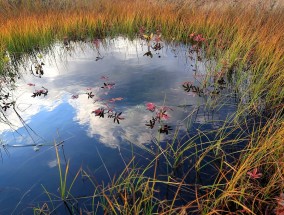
[0,37,238,214]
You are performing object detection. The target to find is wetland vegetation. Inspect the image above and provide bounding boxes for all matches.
[0,0,283,214]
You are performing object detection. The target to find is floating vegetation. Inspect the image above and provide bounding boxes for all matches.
[145,103,173,134]
[31,87,48,97]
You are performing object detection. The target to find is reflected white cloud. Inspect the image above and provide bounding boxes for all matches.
[1,37,235,148]
[48,159,58,168]
[70,96,156,148]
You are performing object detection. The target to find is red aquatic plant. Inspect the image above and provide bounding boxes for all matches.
[145,103,173,134]
[189,33,206,43]
[87,91,94,99]
[194,34,206,42]
[157,111,169,120]
[247,168,262,179]
[156,108,170,120]
[146,102,156,112]
[101,82,115,89]
[145,117,156,129]
[31,87,48,97]
[92,108,105,118]
[113,112,124,124]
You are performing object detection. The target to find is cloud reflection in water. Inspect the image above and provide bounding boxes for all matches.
[1,37,234,148]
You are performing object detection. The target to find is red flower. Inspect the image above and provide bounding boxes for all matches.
[146,103,156,112]
[247,168,262,179]
[27,83,35,86]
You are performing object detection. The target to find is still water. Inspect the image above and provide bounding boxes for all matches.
[0,37,237,214]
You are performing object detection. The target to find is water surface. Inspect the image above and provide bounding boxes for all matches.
[0,37,237,213]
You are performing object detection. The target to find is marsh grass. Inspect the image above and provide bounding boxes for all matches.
[1,0,284,214]
[0,0,283,108]
[34,110,282,214]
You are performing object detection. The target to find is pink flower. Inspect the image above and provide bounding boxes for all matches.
[27,83,35,86]
[146,103,156,112]
[247,168,262,179]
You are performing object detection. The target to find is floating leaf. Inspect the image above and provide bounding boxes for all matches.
[92,108,105,118]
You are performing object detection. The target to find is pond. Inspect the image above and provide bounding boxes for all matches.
[0,37,239,214]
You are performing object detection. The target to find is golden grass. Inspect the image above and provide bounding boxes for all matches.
[0,0,283,107]
[200,119,284,214]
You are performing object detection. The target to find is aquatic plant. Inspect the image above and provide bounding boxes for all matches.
[247,168,262,180]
